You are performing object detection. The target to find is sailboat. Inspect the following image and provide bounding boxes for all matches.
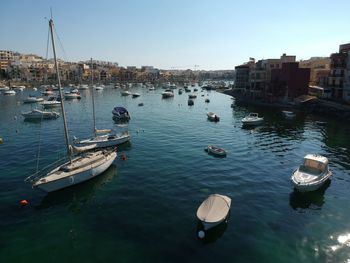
[25,17,117,192]
[73,58,130,150]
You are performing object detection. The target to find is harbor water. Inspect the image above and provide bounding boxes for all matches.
[1,86,350,262]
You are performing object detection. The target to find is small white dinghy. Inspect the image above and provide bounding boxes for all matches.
[282,110,295,119]
[291,154,332,192]
[197,194,231,232]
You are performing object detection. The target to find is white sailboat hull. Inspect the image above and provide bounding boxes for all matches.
[34,151,116,192]
[75,133,130,148]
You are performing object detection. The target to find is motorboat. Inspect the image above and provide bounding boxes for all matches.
[3,90,16,95]
[189,94,197,99]
[13,85,25,91]
[206,145,226,157]
[78,84,89,90]
[0,86,10,91]
[282,110,295,119]
[23,95,44,103]
[185,88,191,93]
[42,87,54,96]
[22,109,60,120]
[241,113,263,126]
[95,86,104,91]
[178,89,183,95]
[149,86,155,90]
[41,96,62,108]
[188,99,194,106]
[64,90,81,99]
[112,106,131,120]
[205,98,210,103]
[194,88,198,92]
[196,194,231,231]
[138,103,144,106]
[291,154,332,192]
[162,89,174,98]
[25,17,117,193]
[132,93,141,98]
[121,90,131,96]
[169,83,177,89]
[207,112,220,122]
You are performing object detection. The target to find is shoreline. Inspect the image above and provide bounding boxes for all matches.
[221,89,350,120]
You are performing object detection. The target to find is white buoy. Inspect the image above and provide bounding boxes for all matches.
[198,230,205,239]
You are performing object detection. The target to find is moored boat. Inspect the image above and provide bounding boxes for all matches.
[132,93,141,98]
[22,109,60,120]
[241,113,263,126]
[3,90,16,95]
[162,89,174,98]
[206,145,226,157]
[282,110,295,119]
[196,194,231,231]
[207,112,220,122]
[112,106,131,121]
[23,95,44,103]
[41,96,62,108]
[291,154,332,192]
[121,90,131,96]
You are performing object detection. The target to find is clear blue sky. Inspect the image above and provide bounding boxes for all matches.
[1,0,350,70]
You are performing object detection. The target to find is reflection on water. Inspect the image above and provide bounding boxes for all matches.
[289,180,331,210]
[38,164,117,209]
[196,219,229,244]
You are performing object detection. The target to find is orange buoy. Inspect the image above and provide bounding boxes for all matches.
[20,200,29,206]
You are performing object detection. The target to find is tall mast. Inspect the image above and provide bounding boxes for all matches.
[49,18,72,161]
[90,58,97,137]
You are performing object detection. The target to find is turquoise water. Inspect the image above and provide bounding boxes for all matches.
[1,86,350,262]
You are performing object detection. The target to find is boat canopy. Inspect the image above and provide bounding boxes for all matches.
[303,154,328,171]
[113,107,128,114]
[197,194,231,223]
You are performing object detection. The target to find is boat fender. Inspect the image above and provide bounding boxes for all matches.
[198,231,205,239]
[69,176,74,184]
[20,200,29,206]
[0,138,3,144]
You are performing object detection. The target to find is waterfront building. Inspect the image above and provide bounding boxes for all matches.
[0,50,14,71]
[328,43,350,100]
[269,62,310,100]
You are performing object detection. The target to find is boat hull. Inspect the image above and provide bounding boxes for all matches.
[34,152,116,192]
[291,170,332,192]
[75,134,130,148]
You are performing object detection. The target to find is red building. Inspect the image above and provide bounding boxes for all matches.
[269,62,310,99]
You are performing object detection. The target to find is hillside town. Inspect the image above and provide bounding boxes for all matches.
[0,50,234,85]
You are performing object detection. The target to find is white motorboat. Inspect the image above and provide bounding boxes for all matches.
[291,154,332,192]
[3,90,16,95]
[112,106,131,120]
[42,88,55,96]
[95,86,104,91]
[78,84,89,90]
[132,93,141,98]
[197,194,231,231]
[0,86,10,91]
[282,110,295,119]
[149,86,155,90]
[22,109,60,120]
[241,113,264,126]
[121,90,131,96]
[25,17,116,193]
[207,112,220,122]
[162,89,174,98]
[23,95,44,103]
[64,91,81,99]
[206,145,226,157]
[41,96,61,108]
[13,85,25,91]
